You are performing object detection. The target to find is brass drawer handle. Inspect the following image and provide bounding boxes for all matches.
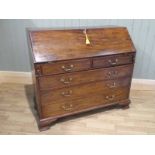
[108,59,118,65]
[105,95,115,101]
[60,77,72,84]
[61,90,73,97]
[107,82,116,88]
[61,64,74,72]
[61,104,73,111]
[107,71,118,78]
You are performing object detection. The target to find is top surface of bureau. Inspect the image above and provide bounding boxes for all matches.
[28,27,136,63]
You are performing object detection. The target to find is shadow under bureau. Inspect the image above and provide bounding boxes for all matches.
[28,27,136,131]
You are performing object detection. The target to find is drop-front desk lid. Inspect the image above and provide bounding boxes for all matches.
[28,27,136,63]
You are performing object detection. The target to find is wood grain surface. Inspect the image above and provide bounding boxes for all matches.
[29,27,136,63]
[40,77,131,104]
[39,64,133,90]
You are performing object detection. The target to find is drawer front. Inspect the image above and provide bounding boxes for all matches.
[40,77,131,104]
[93,53,134,68]
[40,59,91,75]
[39,64,133,90]
[41,87,129,118]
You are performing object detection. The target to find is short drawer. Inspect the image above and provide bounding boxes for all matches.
[39,64,133,90]
[93,53,134,68]
[40,77,131,104]
[38,58,91,75]
[41,87,129,118]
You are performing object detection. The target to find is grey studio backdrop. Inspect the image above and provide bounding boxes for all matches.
[0,19,155,79]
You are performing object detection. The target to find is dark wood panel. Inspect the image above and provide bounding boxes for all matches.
[93,53,134,68]
[40,58,91,75]
[40,77,131,104]
[39,64,133,90]
[41,87,129,118]
[29,27,136,63]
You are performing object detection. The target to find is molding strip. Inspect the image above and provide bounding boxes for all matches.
[131,78,155,90]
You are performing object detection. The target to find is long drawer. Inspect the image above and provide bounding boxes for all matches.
[40,77,131,104]
[39,64,133,90]
[41,87,129,118]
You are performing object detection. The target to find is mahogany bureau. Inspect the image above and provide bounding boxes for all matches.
[28,27,136,131]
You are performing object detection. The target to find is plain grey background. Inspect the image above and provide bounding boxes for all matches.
[0,19,155,79]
